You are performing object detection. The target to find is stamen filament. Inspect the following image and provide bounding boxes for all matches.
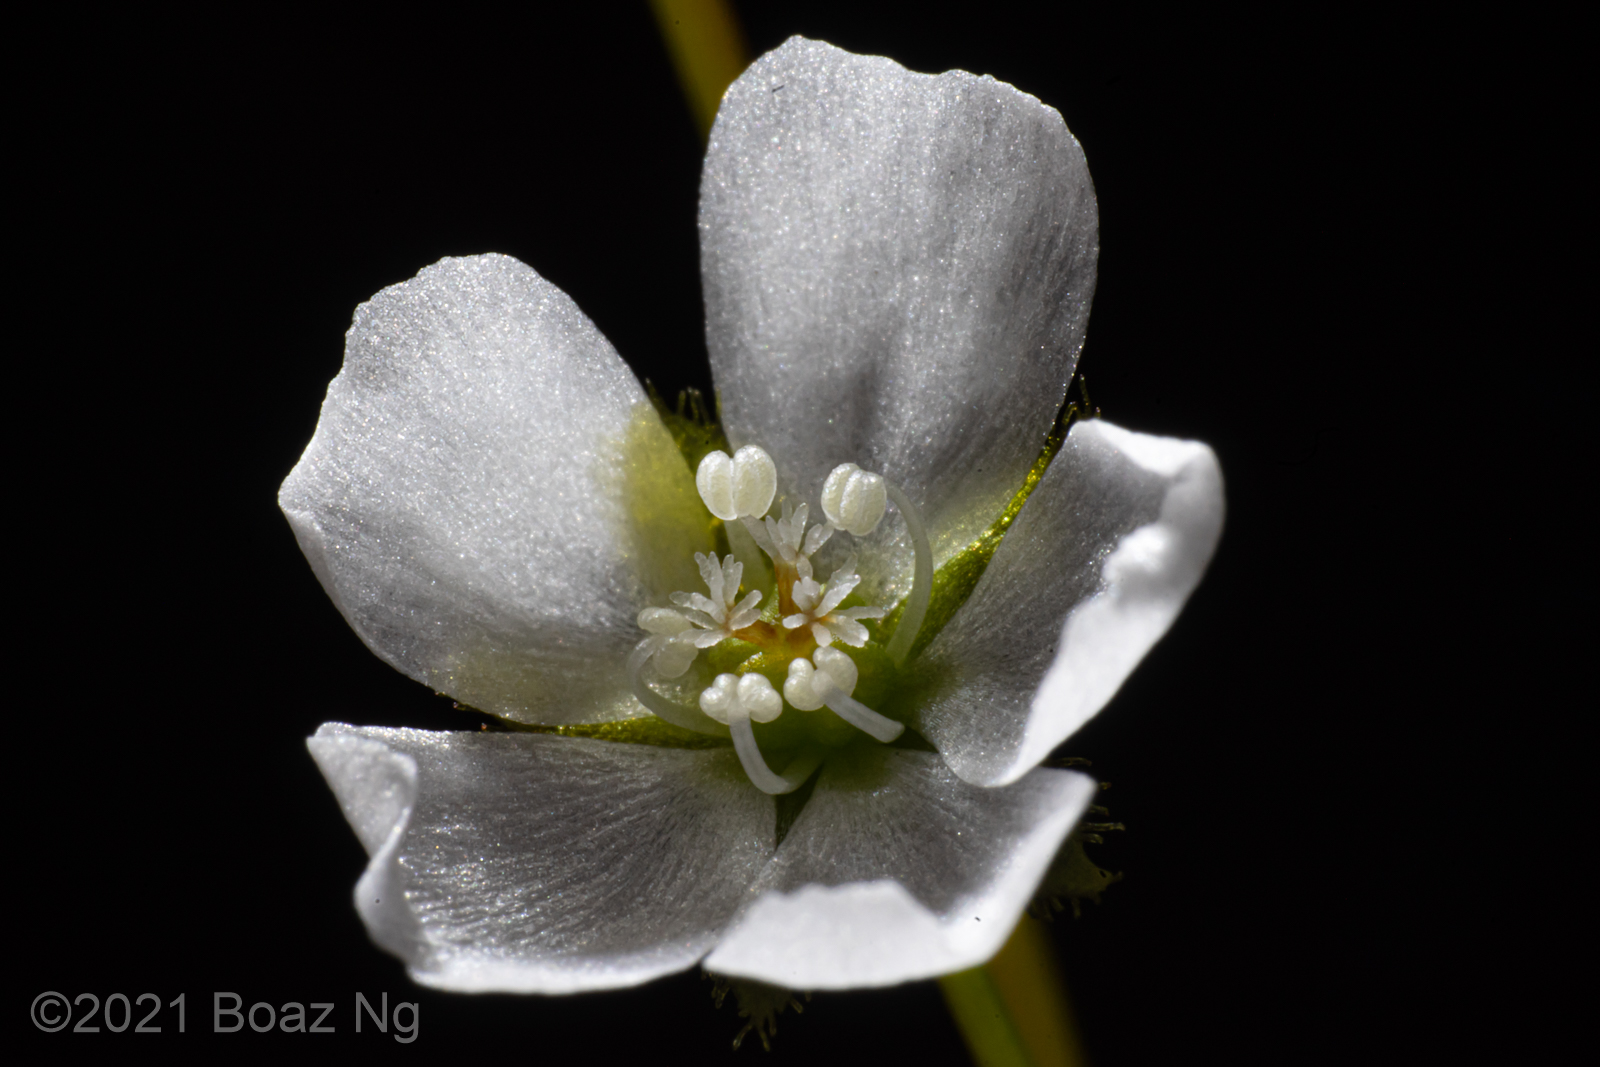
[822,691,906,743]
[626,641,731,737]
[883,482,933,665]
[729,716,822,794]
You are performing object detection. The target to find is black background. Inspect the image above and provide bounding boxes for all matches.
[18,3,1538,1063]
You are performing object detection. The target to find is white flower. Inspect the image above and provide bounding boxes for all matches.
[282,37,1223,994]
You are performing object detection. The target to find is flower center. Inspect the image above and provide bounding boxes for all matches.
[629,445,933,794]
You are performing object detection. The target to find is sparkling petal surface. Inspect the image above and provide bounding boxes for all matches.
[280,254,708,723]
[913,420,1225,786]
[703,745,1095,988]
[307,725,773,993]
[700,37,1099,603]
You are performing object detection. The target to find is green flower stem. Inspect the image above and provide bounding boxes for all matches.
[648,0,748,141]
[939,916,1087,1067]
[940,968,1032,1067]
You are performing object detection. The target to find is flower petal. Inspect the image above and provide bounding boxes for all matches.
[307,724,773,993]
[701,37,1098,595]
[702,745,1095,989]
[279,254,712,724]
[913,420,1225,786]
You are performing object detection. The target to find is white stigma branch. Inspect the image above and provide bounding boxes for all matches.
[627,445,927,792]
[782,556,885,648]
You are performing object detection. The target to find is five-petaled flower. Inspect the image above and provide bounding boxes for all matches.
[282,38,1223,994]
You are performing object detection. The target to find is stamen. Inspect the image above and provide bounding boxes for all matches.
[645,444,926,769]
[625,640,730,737]
[698,672,784,725]
[696,446,777,521]
[697,672,816,795]
[822,463,888,536]
[782,647,853,708]
[882,482,932,665]
[784,648,903,742]
[819,687,905,743]
[728,719,823,795]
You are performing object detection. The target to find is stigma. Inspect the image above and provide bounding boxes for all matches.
[629,445,927,793]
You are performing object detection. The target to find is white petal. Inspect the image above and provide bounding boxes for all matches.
[703,746,1095,988]
[913,420,1224,785]
[701,38,1098,593]
[279,255,707,724]
[307,724,772,992]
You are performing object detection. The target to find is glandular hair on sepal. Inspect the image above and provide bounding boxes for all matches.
[706,973,811,1051]
[1032,828,1123,921]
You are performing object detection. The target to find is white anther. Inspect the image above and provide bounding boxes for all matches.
[779,557,885,648]
[783,647,860,711]
[637,607,692,635]
[648,635,700,678]
[821,463,888,537]
[696,446,777,521]
[699,672,784,724]
[803,648,904,743]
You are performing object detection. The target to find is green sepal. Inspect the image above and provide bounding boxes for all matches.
[707,974,810,1052]
[648,383,730,472]
[1033,831,1123,919]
